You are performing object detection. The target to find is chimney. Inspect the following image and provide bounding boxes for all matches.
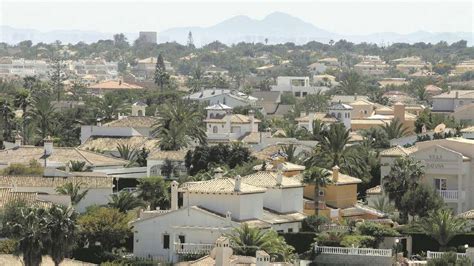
[43,136,53,156]
[256,250,271,266]
[214,167,224,179]
[211,237,233,266]
[249,109,256,133]
[308,112,315,133]
[455,91,459,99]
[96,118,102,127]
[225,109,232,134]
[354,93,358,100]
[393,102,405,122]
[225,211,232,222]
[276,168,283,187]
[332,165,339,183]
[234,175,242,192]
[14,134,22,148]
[170,181,179,211]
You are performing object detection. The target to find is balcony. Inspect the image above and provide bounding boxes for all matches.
[174,243,214,255]
[437,190,459,202]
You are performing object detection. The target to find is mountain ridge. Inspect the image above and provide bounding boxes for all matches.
[1,12,472,45]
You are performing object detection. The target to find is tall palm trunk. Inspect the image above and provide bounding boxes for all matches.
[314,184,319,216]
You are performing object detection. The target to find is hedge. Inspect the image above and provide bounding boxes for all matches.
[280,232,317,254]
[410,233,474,254]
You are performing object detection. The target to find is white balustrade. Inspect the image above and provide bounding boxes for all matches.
[174,243,214,255]
[314,245,392,257]
[427,251,467,260]
[437,190,459,201]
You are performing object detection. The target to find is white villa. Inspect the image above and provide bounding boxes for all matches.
[132,170,305,262]
[204,104,260,143]
[271,76,330,98]
[432,90,474,113]
[187,89,257,108]
[368,138,474,214]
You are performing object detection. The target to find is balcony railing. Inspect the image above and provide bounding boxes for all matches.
[314,245,392,257]
[437,190,459,202]
[427,251,467,260]
[174,243,214,255]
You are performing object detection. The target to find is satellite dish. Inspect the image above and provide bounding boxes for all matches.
[434,123,446,133]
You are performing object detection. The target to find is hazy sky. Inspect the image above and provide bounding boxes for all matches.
[1,0,473,35]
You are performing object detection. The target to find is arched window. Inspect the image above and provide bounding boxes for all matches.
[150,165,160,176]
[213,126,218,133]
[209,113,215,119]
[137,110,143,116]
[337,113,341,118]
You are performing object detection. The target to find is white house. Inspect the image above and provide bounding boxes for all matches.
[204,103,260,142]
[271,76,330,98]
[186,89,257,108]
[80,102,159,143]
[328,102,353,130]
[132,172,305,262]
[295,112,338,133]
[0,172,113,213]
[432,90,474,113]
[370,138,474,214]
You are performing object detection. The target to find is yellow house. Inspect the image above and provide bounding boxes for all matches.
[298,166,385,221]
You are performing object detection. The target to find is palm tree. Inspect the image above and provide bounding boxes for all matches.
[380,118,409,140]
[303,167,333,216]
[383,157,424,223]
[56,182,89,206]
[29,95,56,140]
[46,205,77,266]
[420,209,467,251]
[188,65,204,93]
[152,99,206,151]
[14,89,31,117]
[115,143,137,161]
[282,144,297,163]
[337,71,363,95]
[226,224,295,262]
[68,160,86,172]
[370,197,395,214]
[92,94,126,122]
[108,191,145,213]
[8,207,49,266]
[0,100,15,142]
[306,123,368,179]
[137,176,170,210]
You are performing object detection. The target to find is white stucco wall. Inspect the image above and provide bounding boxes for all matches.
[263,188,303,213]
[185,192,263,221]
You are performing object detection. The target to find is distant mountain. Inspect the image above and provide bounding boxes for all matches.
[0,25,137,44]
[1,12,472,45]
[159,12,335,45]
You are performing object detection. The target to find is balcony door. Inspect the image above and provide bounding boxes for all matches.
[434,178,447,191]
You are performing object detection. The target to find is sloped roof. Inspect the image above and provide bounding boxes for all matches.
[148,149,188,161]
[433,90,474,99]
[88,80,143,90]
[380,145,418,157]
[204,114,261,124]
[366,185,382,195]
[80,136,159,152]
[0,146,128,167]
[0,188,52,208]
[0,175,113,188]
[205,103,232,110]
[103,116,159,128]
[241,171,303,189]
[179,178,266,195]
[295,112,338,123]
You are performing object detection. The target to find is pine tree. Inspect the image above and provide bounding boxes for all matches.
[154,53,170,90]
[48,56,67,101]
[187,31,195,48]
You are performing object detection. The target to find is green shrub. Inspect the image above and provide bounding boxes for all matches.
[302,215,329,232]
[2,160,43,175]
[357,222,399,246]
[315,231,346,247]
[0,239,18,254]
[340,235,375,248]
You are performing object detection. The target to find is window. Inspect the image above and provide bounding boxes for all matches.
[277,230,284,233]
[318,190,325,197]
[337,113,341,118]
[288,228,293,233]
[295,92,301,97]
[213,126,218,133]
[178,235,185,243]
[163,234,170,249]
[434,178,447,190]
[302,92,307,97]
